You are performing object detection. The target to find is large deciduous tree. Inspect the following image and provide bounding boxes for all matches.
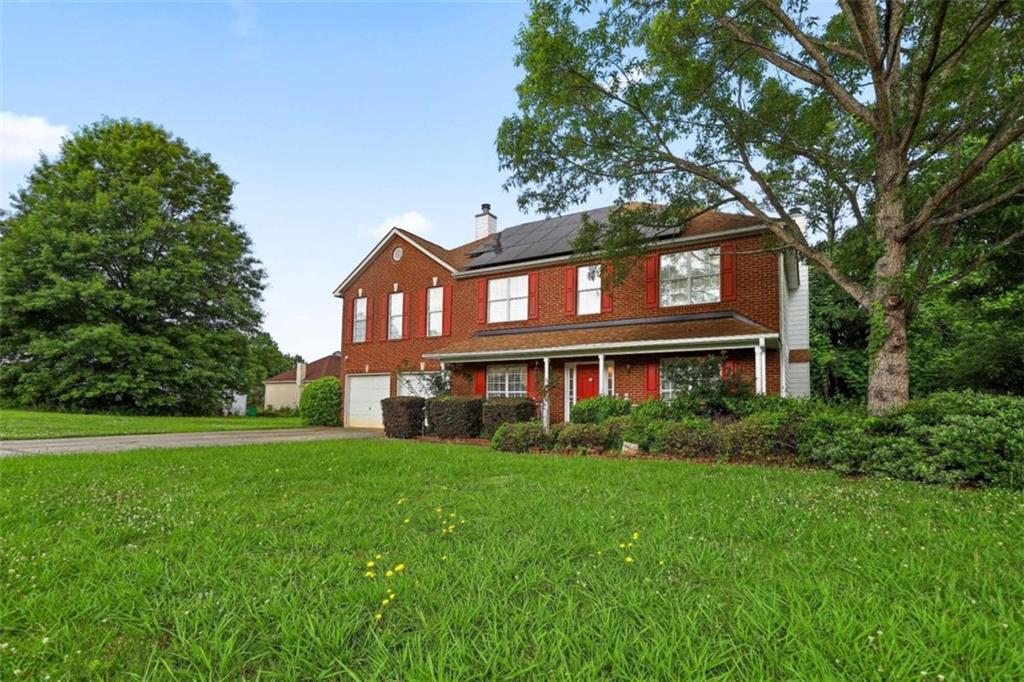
[497,0,1024,414]
[0,119,265,414]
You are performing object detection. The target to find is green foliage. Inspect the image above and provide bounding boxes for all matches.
[798,392,1024,489]
[381,397,425,439]
[491,421,550,453]
[0,118,264,415]
[714,413,800,462]
[555,422,615,452]
[482,398,538,438]
[647,418,716,458]
[569,395,632,424]
[662,355,753,417]
[299,377,340,427]
[629,399,674,423]
[425,396,484,439]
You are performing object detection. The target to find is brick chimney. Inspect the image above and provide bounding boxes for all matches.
[475,203,497,240]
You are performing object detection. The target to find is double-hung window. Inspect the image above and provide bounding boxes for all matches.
[426,286,444,337]
[352,297,368,343]
[388,292,404,340]
[577,265,602,315]
[487,275,528,323]
[486,365,528,398]
[660,248,720,306]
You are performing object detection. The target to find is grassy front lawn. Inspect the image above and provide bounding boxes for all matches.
[2,441,1021,679]
[0,409,304,440]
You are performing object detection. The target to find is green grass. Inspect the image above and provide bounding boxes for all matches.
[0,409,303,440]
[2,441,1022,679]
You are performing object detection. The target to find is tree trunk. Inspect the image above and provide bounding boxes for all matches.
[867,179,911,415]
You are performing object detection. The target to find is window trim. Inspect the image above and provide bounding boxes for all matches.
[659,247,721,308]
[388,291,404,340]
[352,297,368,343]
[426,286,444,338]
[485,364,528,398]
[487,274,530,323]
[576,264,602,316]
[659,357,721,400]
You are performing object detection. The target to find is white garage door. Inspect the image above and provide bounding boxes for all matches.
[397,372,440,398]
[345,374,390,428]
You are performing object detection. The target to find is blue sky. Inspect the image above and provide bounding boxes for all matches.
[2,1,611,360]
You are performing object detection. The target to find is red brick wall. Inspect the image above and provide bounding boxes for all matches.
[337,232,783,423]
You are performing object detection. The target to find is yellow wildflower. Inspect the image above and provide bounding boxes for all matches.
[366,561,375,568]
[364,571,375,578]
[375,554,382,560]
[404,518,411,524]
[375,612,382,621]
[395,563,406,573]
[632,532,640,541]
[624,556,634,563]
[619,543,626,549]
[381,598,390,606]
[385,570,394,578]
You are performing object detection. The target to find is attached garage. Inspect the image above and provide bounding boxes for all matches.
[345,374,390,428]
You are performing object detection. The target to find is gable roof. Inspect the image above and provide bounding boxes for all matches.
[265,353,341,384]
[333,206,765,296]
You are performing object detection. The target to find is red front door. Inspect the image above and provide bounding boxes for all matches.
[576,364,600,401]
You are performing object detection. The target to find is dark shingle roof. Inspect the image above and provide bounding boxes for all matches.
[265,353,341,383]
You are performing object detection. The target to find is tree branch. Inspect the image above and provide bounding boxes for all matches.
[932,226,1024,287]
[931,177,1024,226]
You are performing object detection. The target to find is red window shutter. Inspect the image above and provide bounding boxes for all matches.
[644,253,659,308]
[477,280,487,324]
[720,243,737,302]
[601,263,613,313]
[722,358,738,379]
[528,272,540,319]
[527,364,537,400]
[645,359,660,399]
[442,285,453,336]
[564,266,577,316]
[364,297,373,342]
[415,289,427,338]
[402,291,411,339]
[473,367,486,396]
[343,299,354,344]
[380,295,389,340]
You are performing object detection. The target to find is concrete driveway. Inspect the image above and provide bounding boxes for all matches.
[0,427,382,457]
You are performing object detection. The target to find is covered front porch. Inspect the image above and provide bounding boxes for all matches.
[424,315,781,426]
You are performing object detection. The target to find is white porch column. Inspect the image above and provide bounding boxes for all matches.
[542,357,551,430]
[755,338,767,394]
[598,354,606,396]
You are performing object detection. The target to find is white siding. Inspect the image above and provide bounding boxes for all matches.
[787,362,811,397]
[265,382,300,409]
[780,257,811,397]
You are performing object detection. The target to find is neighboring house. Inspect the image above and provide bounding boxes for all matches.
[263,352,342,410]
[334,204,810,429]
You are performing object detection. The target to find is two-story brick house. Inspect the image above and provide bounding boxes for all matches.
[334,204,810,428]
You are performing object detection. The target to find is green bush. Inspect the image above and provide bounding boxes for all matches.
[491,421,549,453]
[798,392,1024,488]
[630,399,674,422]
[648,418,716,457]
[300,377,341,426]
[570,395,633,423]
[555,422,615,451]
[381,396,424,439]
[425,396,484,439]
[715,413,798,461]
[482,398,537,438]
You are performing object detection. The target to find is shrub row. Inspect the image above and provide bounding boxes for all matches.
[381,396,537,439]
[491,391,1024,490]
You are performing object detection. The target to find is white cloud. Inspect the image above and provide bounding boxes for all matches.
[373,211,434,237]
[0,112,69,165]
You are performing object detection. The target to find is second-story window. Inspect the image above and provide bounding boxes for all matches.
[389,292,404,340]
[426,286,443,337]
[487,275,528,323]
[352,297,367,343]
[660,248,720,306]
[577,265,602,315]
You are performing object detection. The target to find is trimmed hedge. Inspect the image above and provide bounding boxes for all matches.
[648,418,717,458]
[381,396,424,439]
[556,422,617,451]
[570,396,633,424]
[491,421,549,453]
[425,396,484,439]
[482,398,537,438]
[300,377,340,426]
